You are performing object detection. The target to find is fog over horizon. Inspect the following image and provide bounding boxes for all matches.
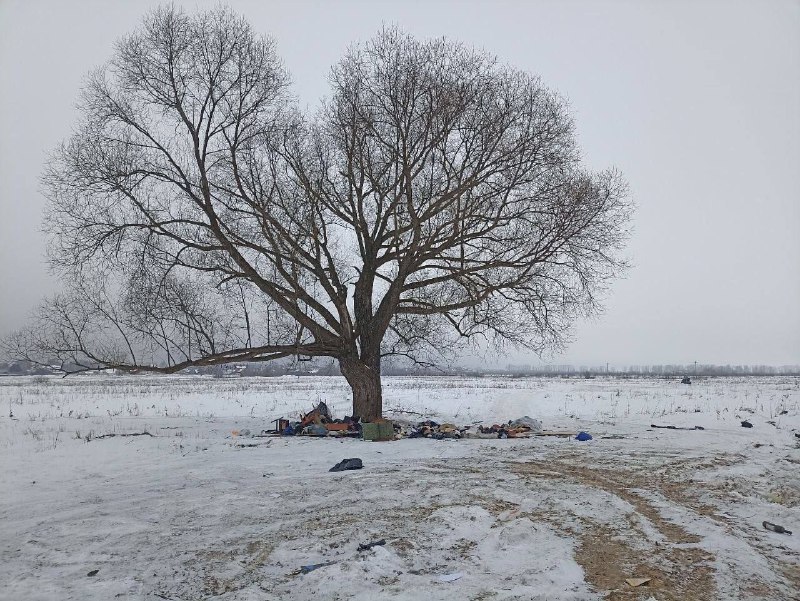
[1,0,798,367]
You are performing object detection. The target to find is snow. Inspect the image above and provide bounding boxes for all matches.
[1,374,798,600]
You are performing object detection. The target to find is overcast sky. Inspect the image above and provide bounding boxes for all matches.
[1,0,798,367]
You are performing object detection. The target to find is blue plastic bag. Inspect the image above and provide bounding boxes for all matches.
[575,431,592,441]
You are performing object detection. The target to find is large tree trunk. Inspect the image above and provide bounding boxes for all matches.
[339,355,382,420]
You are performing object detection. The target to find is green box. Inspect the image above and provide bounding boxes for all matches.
[361,421,394,441]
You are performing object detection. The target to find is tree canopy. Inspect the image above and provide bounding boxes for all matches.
[4,6,632,418]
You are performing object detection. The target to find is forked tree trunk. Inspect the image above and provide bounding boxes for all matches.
[339,355,382,420]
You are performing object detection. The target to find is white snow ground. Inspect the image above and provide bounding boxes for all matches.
[1,375,798,600]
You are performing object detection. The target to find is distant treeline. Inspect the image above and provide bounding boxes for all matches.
[498,363,800,377]
[0,359,798,378]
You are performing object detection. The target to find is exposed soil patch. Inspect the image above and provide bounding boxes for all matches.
[513,460,703,543]
[511,453,796,600]
[574,522,713,601]
[513,459,717,599]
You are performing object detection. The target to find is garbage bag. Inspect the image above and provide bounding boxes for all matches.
[329,458,364,472]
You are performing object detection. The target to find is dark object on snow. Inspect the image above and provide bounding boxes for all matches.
[94,431,154,439]
[741,420,753,428]
[779,409,788,415]
[299,560,337,574]
[87,569,99,577]
[358,539,386,552]
[575,431,593,441]
[763,521,792,535]
[681,376,691,385]
[650,424,705,431]
[329,458,363,472]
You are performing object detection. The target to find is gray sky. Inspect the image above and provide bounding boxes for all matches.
[1,0,798,366]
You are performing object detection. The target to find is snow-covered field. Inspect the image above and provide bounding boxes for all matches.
[1,374,798,601]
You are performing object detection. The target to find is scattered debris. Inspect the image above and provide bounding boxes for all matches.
[300,402,332,428]
[234,441,271,449]
[357,539,386,552]
[763,521,792,535]
[474,418,543,439]
[575,431,593,441]
[437,572,464,583]
[650,424,705,430]
[270,405,551,443]
[625,577,651,587]
[402,418,539,440]
[535,431,576,438]
[94,432,154,439]
[273,402,361,437]
[329,458,363,472]
[297,560,338,575]
[741,420,753,428]
[305,423,328,437]
[87,569,99,577]
[601,434,626,440]
[509,416,543,432]
[388,407,427,417]
[401,420,466,439]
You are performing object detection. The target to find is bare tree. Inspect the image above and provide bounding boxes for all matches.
[4,8,631,419]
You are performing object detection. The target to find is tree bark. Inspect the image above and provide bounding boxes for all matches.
[339,355,382,420]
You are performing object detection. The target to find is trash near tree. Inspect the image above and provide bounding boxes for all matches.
[265,402,562,444]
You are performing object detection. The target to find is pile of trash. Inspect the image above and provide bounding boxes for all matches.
[472,416,544,439]
[267,404,554,442]
[399,420,465,439]
[396,416,545,439]
[271,402,362,438]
